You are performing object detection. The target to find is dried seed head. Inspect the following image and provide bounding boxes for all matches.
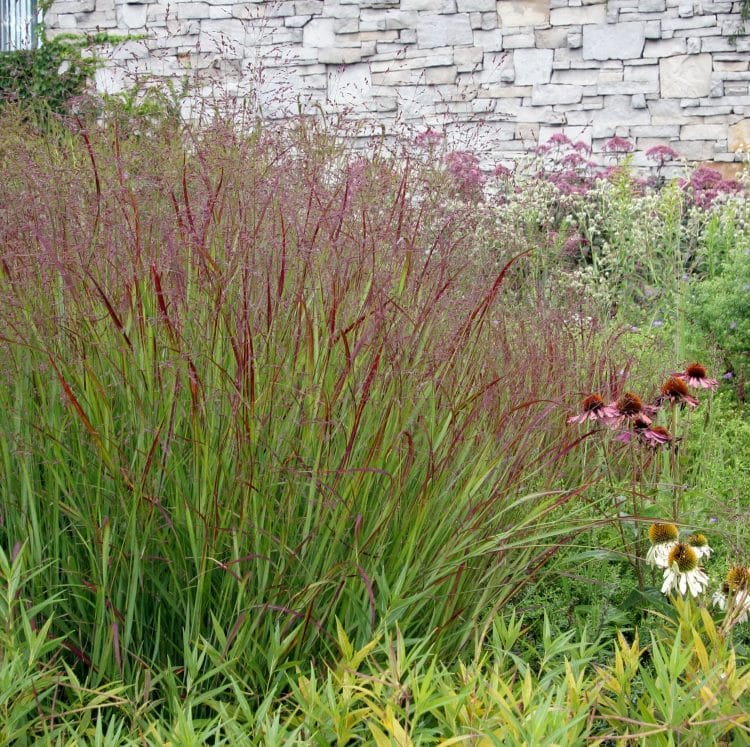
[727,566,750,591]
[648,522,679,545]
[668,543,698,573]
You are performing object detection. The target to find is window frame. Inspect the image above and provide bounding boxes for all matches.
[0,0,40,52]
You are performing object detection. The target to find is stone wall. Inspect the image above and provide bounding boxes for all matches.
[45,0,750,168]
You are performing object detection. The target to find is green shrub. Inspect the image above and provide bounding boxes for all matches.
[691,237,750,393]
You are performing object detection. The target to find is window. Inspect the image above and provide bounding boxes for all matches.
[0,0,38,51]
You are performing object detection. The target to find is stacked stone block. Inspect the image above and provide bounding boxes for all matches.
[45,0,750,168]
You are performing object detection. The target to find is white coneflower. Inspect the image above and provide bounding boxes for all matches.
[723,567,750,624]
[661,543,709,597]
[713,583,729,611]
[646,522,679,569]
[687,533,712,560]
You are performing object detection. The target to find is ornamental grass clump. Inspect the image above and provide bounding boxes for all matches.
[0,112,636,719]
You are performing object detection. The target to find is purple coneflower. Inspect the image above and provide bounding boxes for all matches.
[608,391,656,426]
[567,393,617,424]
[657,377,699,408]
[639,424,674,448]
[673,362,718,391]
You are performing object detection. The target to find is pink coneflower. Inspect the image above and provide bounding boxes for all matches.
[640,424,675,448]
[657,376,699,408]
[673,362,718,391]
[608,391,656,426]
[567,393,617,424]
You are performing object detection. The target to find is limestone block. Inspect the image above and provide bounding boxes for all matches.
[660,54,712,97]
[401,0,456,10]
[454,46,484,71]
[318,47,364,63]
[590,95,650,125]
[643,39,687,57]
[328,63,372,106]
[567,31,582,49]
[208,6,232,19]
[632,93,647,108]
[383,11,419,29]
[662,16,717,31]
[535,27,569,49]
[531,84,582,105]
[199,19,247,53]
[457,0,494,10]
[552,68,599,84]
[232,4,269,19]
[372,70,414,85]
[639,0,666,9]
[177,2,209,19]
[120,2,147,26]
[324,3,360,18]
[625,63,659,81]
[497,0,549,26]
[644,20,661,39]
[483,84,531,98]
[681,123,727,140]
[480,12,496,30]
[715,61,749,72]
[503,33,535,48]
[426,65,458,83]
[416,13,473,47]
[51,0,95,13]
[701,37,738,53]
[539,124,592,146]
[729,119,750,151]
[372,95,398,111]
[295,0,323,12]
[303,18,336,47]
[583,22,646,61]
[514,48,553,85]
[676,140,717,160]
[473,29,503,51]
[549,4,607,25]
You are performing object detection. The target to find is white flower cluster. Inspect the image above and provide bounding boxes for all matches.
[646,523,750,625]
